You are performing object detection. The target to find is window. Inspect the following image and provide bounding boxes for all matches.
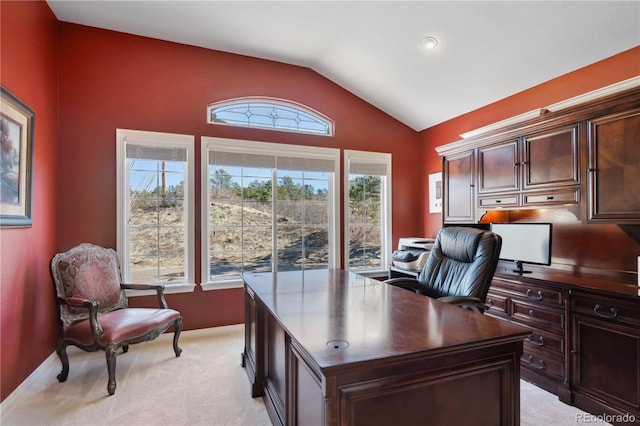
[201,137,340,289]
[116,129,195,294]
[344,150,392,275]
[207,97,334,136]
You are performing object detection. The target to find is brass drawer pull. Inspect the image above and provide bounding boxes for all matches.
[525,355,546,370]
[525,289,543,300]
[594,304,619,319]
[527,335,545,347]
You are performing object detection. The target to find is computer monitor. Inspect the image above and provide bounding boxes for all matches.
[490,223,552,274]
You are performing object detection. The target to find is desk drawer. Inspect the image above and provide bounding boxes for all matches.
[478,195,519,208]
[521,350,563,380]
[524,329,564,356]
[571,292,640,327]
[493,278,564,308]
[523,188,580,207]
[512,300,564,332]
[486,290,509,318]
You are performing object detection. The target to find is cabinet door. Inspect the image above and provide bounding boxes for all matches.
[478,139,519,194]
[443,150,475,223]
[522,124,580,190]
[587,108,640,222]
[571,292,640,418]
[571,315,640,416]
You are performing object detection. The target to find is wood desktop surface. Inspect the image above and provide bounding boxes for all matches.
[244,269,529,372]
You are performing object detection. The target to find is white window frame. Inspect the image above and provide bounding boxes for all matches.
[116,128,196,295]
[201,137,341,290]
[344,150,392,276]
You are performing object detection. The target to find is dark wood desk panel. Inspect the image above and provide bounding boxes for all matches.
[243,269,529,426]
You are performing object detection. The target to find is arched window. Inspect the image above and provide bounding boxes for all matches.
[207,97,334,136]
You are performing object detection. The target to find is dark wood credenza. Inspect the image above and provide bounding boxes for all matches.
[242,269,530,426]
[485,266,640,424]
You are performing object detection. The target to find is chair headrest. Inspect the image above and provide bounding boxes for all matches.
[437,227,487,263]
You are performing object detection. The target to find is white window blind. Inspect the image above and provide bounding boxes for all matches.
[127,144,187,161]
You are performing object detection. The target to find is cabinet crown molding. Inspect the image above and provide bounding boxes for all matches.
[451,76,640,143]
[545,76,640,112]
[460,109,545,139]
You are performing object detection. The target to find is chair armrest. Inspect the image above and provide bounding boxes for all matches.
[437,296,488,314]
[58,297,104,339]
[121,283,168,309]
[60,296,95,309]
[384,277,420,293]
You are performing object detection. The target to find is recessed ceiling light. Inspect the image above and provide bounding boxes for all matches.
[422,37,438,49]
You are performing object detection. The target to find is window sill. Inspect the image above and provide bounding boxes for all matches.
[125,283,196,297]
[200,279,244,291]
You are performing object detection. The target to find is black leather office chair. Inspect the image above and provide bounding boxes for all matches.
[385,226,502,314]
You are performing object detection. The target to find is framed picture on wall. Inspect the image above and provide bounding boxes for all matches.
[1,87,34,227]
[429,172,442,213]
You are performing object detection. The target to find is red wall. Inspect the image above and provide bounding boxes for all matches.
[419,47,640,238]
[0,1,60,401]
[56,25,420,326]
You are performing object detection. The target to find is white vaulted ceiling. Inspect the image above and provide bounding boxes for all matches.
[46,1,640,131]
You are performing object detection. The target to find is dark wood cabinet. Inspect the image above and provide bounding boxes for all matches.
[438,86,639,223]
[477,124,581,210]
[587,108,640,223]
[442,150,475,223]
[570,291,640,422]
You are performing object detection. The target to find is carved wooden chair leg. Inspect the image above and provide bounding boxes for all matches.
[173,317,183,357]
[56,339,70,382]
[105,346,118,395]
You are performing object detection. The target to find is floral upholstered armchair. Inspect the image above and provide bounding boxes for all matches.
[50,243,183,395]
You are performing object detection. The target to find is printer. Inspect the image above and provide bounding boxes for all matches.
[392,237,435,271]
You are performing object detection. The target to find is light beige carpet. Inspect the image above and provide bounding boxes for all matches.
[1,324,604,426]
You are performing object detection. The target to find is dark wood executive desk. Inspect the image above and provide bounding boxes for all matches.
[242,269,530,426]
